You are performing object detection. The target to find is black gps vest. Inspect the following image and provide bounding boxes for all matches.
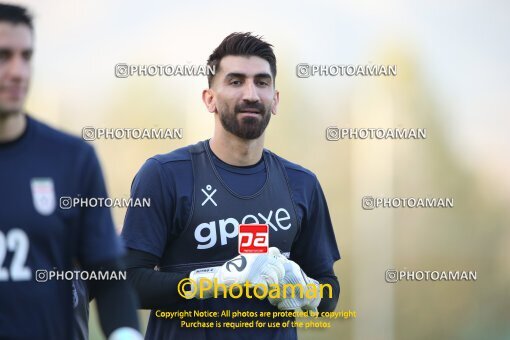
[159,140,300,273]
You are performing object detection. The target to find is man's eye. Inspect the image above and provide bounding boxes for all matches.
[0,51,10,61]
[22,51,33,61]
[257,81,269,86]
[230,80,241,85]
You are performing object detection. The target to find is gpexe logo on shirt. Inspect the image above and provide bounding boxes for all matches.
[238,224,268,254]
[194,208,291,250]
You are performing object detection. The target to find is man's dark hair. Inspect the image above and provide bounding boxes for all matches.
[0,3,33,30]
[207,32,276,88]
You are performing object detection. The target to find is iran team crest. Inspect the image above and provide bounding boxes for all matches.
[30,178,56,216]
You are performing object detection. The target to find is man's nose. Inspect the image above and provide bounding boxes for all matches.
[241,81,260,102]
[5,55,29,80]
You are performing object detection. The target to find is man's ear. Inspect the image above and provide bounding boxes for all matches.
[202,88,216,113]
[271,89,280,115]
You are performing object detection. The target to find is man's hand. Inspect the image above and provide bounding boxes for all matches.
[268,254,321,311]
[187,247,285,298]
[108,328,143,340]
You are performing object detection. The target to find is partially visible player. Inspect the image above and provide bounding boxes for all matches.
[122,32,341,339]
[0,4,142,339]
[72,277,90,340]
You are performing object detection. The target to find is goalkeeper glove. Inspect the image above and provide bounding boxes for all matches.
[108,328,143,340]
[186,247,285,299]
[268,254,321,311]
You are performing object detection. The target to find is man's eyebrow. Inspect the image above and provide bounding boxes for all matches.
[224,72,272,80]
[0,47,33,53]
[225,72,246,79]
[254,73,272,80]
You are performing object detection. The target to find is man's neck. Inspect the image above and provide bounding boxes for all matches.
[209,130,264,167]
[0,112,26,143]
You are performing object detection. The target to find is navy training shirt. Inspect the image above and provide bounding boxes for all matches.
[0,115,123,339]
[122,140,341,340]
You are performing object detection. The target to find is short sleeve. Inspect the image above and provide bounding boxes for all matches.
[121,158,173,258]
[290,177,341,277]
[77,145,123,266]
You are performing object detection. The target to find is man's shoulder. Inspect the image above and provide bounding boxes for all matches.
[267,149,316,177]
[149,144,193,165]
[29,115,93,154]
[267,149,318,183]
[140,145,194,179]
[132,145,195,195]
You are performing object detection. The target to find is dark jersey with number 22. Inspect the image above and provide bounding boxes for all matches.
[0,115,122,339]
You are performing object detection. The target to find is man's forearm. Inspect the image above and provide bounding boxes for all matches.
[127,266,187,309]
[316,274,340,313]
[86,259,140,337]
[125,248,188,309]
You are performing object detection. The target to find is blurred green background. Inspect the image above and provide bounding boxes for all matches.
[16,0,510,339]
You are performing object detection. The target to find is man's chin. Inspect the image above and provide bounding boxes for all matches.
[238,115,261,125]
[234,127,267,140]
[0,105,24,117]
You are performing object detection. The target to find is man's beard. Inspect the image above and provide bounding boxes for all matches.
[0,102,24,118]
[219,102,271,140]
[0,110,19,118]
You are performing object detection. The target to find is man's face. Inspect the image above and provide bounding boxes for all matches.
[210,55,278,140]
[0,22,32,116]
